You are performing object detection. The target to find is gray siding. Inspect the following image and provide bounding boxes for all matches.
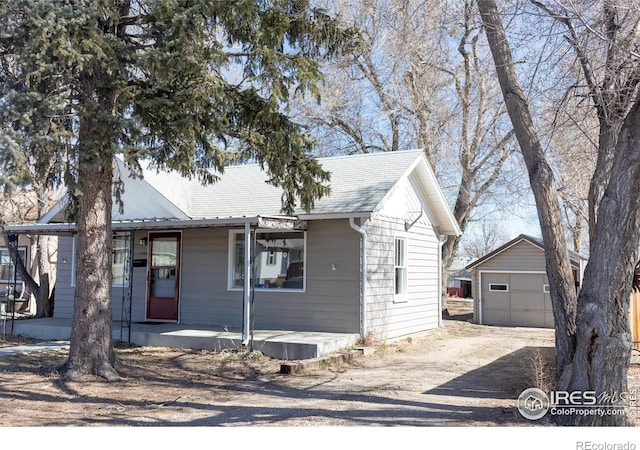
[54,221,362,334]
[55,232,149,322]
[54,236,74,318]
[53,214,442,337]
[470,240,546,322]
[365,215,439,340]
[251,219,361,332]
[475,240,547,272]
[178,228,239,326]
[179,220,361,332]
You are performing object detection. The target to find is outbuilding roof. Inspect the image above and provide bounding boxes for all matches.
[465,234,588,271]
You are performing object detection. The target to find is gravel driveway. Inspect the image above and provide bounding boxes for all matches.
[216,319,557,426]
[4,312,638,427]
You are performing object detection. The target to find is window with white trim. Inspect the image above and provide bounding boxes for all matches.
[70,237,76,286]
[112,233,130,287]
[229,230,305,290]
[0,247,27,282]
[394,236,408,299]
[489,283,509,292]
[543,284,550,293]
[71,235,130,287]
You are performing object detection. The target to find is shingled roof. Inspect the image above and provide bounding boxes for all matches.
[26,149,460,235]
[137,150,424,219]
[465,234,588,271]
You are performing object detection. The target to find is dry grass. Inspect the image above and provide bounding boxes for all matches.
[525,348,555,393]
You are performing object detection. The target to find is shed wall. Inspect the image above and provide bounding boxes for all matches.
[470,240,547,322]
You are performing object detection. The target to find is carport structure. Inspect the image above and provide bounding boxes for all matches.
[465,234,588,328]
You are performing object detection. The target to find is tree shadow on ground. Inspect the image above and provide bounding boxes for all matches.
[0,345,558,426]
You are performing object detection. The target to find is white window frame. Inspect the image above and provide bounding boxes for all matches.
[543,284,550,293]
[0,247,27,283]
[266,250,276,266]
[489,283,509,292]
[112,232,130,288]
[227,229,307,292]
[70,235,130,288]
[70,237,76,287]
[394,233,408,302]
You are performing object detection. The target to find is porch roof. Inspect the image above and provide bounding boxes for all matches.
[3,215,308,236]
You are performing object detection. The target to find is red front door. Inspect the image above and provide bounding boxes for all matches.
[146,232,181,321]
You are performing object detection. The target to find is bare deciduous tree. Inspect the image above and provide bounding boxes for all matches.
[0,163,58,318]
[461,221,508,259]
[478,0,640,425]
[297,0,521,314]
[531,0,640,243]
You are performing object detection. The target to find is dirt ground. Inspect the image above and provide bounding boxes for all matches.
[0,299,638,427]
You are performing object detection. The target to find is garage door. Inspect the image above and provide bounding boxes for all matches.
[481,272,554,328]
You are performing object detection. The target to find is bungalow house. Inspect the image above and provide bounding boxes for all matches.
[5,150,461,352]
[466,234,587,328]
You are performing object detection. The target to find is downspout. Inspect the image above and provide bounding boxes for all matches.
[477,271,483,325]
[349,217,367,338]
[437,234,449,328]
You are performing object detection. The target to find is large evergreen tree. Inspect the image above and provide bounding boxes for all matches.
[0,0,353,380]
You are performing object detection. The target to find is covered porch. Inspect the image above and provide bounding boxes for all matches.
[7,317,359,360]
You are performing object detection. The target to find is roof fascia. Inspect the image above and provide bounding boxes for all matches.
[297,212,371,221]
[415,156,461,236]
[38,194,68,224]
[4,215,307,235]
[372,151,461,236]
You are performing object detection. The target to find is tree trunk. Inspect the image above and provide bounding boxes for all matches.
[441,183,472,313]
[479,0,640,425]
[62,117,119,381]
[477,0,578,377]
[34,234,53,317]
[588,122,621,243]
[2,232,51,317]
[560,98,640,426]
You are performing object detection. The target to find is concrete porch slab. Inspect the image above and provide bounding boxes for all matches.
[7,317,360,360]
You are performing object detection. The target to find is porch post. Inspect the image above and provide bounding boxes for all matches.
[242,222,251,346]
